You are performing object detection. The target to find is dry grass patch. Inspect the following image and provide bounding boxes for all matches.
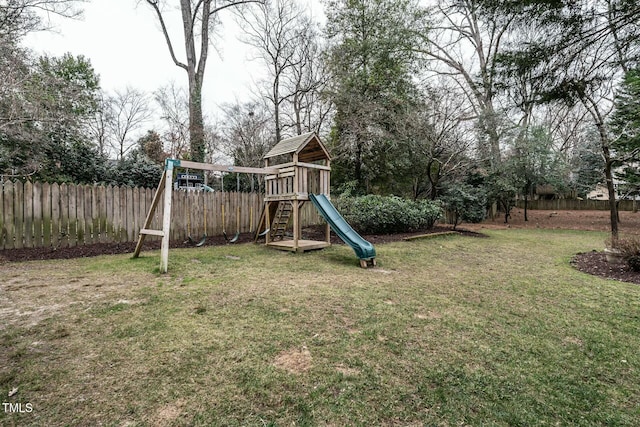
[273,347,313,374]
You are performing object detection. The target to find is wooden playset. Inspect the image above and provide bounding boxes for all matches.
[132,132,375,272]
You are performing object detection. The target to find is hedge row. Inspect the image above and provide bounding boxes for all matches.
[335,195,441,234]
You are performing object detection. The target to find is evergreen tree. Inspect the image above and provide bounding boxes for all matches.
[325,0,427,194]
[610,68,640,199]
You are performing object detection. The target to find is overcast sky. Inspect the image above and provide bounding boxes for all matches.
[25,0,324,118]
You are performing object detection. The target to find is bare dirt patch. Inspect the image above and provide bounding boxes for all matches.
[273,347,313,374]
[467,208,640,235]
[152,399,186,427]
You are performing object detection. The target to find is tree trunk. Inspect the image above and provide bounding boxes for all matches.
[294,92,302,135]
[355,139,363,190]
[502,200,511,223]
[485,107,502,169]
[273,71,281,143]
[603,146,619,241]
[426,160,440,200]
[188,79,205,162]
[179,0,206,162]
[593,110,619,242]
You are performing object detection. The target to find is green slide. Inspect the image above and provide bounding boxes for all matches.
[309,194,376,261]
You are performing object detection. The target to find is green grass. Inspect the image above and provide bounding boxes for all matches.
[1,229,640,426]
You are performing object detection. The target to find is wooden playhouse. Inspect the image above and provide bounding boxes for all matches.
[259,132,332,252]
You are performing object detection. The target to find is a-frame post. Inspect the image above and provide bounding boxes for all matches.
[160,161,175,273]
[264,157,271,245]
[325,159,331,244]
[133,172,167,258]
[292,154,299,251]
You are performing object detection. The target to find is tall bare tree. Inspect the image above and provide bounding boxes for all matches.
[219,100,273,167]
[106,87,153,160]
[154,82,190,159]
[281,17,331,136]
[0,0,86,40]
[144,0,264,162]
[415,0,516,169]
[240,0,302,142]
[405,84,475,200]
[87,92,111,157]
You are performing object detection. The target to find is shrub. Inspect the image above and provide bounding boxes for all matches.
[439,185,487,230]
[628,256,640,272]
[335,195,441,234]
[612,236,640,272]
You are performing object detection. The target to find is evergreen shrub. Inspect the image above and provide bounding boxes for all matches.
[335,195,441,234]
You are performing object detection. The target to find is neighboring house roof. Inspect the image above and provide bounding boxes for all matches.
[264,132,331,163]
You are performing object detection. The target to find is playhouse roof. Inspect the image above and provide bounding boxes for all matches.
[264,132,331,163]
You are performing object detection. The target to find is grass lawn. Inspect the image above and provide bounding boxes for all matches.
[1,229,640,426]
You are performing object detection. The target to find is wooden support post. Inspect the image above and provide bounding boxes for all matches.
[265,201,271,245]
[293,199,299,250]
[326,160,331,198]
[325,160,331,243]
[160,162,174,273]
[326,221,331,244]
[133,172,166,258]
[292,153,299,250]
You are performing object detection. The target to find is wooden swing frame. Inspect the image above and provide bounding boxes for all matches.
[133,133,333,273]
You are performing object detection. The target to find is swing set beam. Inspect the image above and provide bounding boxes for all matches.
[132,159,276,273]
[177,159,278,176]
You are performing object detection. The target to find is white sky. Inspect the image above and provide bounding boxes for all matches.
[25,0,325,118]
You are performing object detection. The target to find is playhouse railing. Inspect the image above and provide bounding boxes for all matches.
[265,164,330,201]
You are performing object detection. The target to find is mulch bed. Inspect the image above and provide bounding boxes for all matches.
[571,251,640,285]
[0,225,484,263]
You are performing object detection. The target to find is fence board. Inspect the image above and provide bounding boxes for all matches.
[69,185,83,247]
[41,183,51,248]
[133,187,140,240]
[96,185,106,243]
[84,185,92,245]
[121,185,129,242]
[14,181,24,249]
[2,182,14,249]
[51,183,60,249]
[32,182,43,247]
[172,191,183,242]
[83,185,93,245]
[125,186,134,242]
[76,185,85,245]
[111,186,119,242]
[59,184,70,248]
[105,185,115,243]
[122,185,131,242]
[212,191,220,236]
[24,181,33,248]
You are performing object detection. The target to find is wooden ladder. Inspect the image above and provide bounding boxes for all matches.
[270,201,293,240]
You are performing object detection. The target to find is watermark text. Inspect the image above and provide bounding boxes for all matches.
[3,402,33,413]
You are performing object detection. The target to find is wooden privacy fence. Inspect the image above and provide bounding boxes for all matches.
[0,180,323,250]
[516,199,639,211]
